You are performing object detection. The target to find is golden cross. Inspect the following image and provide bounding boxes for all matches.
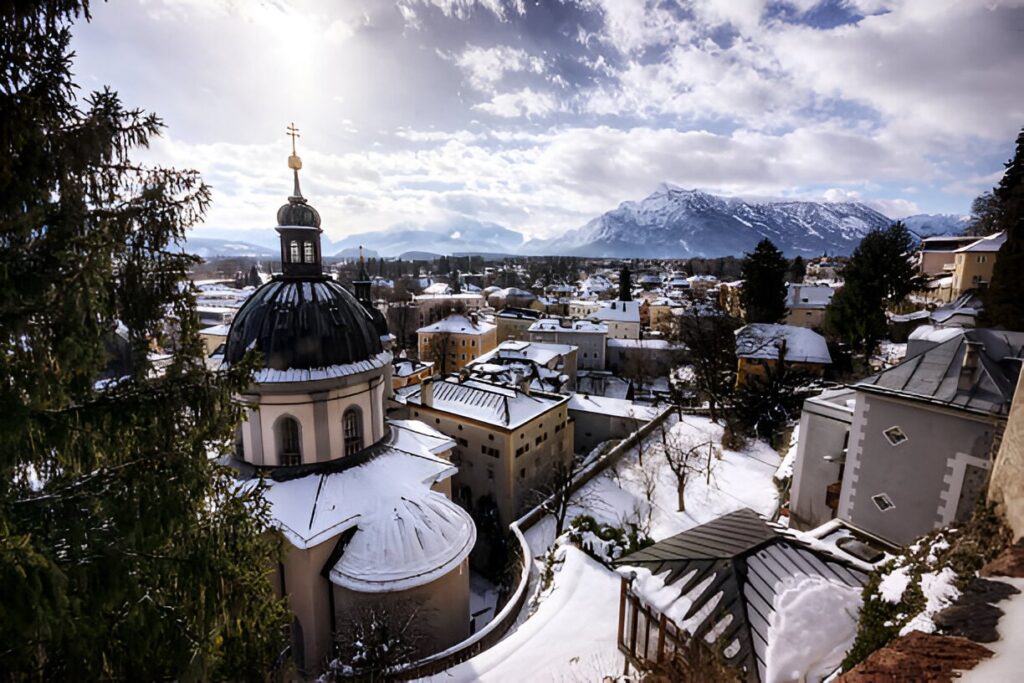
[286,122,301,155]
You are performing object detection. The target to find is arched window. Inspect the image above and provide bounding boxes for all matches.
[289,240,300,263]
[278,416,301,466]
[303,241,315,263]
[343,407,363,456]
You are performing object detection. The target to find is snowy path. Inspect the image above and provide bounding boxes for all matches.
[423,415,782,682]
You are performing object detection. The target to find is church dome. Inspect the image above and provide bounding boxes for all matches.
[277,197,321,228]
[224,278,384,371]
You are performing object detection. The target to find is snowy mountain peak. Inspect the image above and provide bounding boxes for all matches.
[524,186,897,258]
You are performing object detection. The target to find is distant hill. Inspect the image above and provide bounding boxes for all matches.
[331,216,524,258]
[183,238,277,259]
[522,185,894,257]
[900,213,971,238]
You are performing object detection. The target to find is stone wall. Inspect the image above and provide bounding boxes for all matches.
[989,371,1024,541]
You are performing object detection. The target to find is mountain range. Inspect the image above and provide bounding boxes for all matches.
[185,186,969,259]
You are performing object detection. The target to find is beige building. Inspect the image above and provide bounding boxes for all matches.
[951,231,1006,297]
[589,299,642,340]
[495,307,542,342]
[735,323,831,386]
[198,323,229,356]
[412,292,487,328]
[784,283,835,329]
[917,235,980,277]
[223,157,475,675]
[393,375,573,525]
[417,313,497,374]
[647,297,680,332]
[392,357,434,391]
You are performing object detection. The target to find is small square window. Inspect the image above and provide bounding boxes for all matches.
[872,493,895,512]
[883,426,908,446]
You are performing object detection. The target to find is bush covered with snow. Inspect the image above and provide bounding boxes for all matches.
[842,504,1012,671]
[566,515,653,565]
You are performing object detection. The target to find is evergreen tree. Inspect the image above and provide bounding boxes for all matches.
[0,3,288,677]
[965,190,1002,237]
[825,222,922,355]
[740,239,788,323]
[983,128,1024,331]
[788,255,806,283]
[618,265,632,301]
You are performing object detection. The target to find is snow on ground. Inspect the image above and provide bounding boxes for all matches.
[426,414,782,682]
[764,575,862,683]
[469,573,500,632]
[959,577,1024,681]
[899,566,960,636]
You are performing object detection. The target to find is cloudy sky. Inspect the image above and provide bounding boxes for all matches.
[71,0,1024,244]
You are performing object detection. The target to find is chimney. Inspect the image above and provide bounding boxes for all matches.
[560,317,571,329]
[958,340,982,392]
[421,377,434,407]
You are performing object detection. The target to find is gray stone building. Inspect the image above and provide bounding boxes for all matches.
[790,328,1024,546]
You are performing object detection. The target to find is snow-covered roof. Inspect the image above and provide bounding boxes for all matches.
[589,300,641,324]
[617,508,867,683]
[907,324,964,345]
[417,314,496,335]
[253,432,474,593]
[490,287,535,299]
[393,358,433,377]
[413,292,484,302]
[388,419,455,455]
[495,307,542,320]
[735,324,831,365]
[529,318,608,334]
[473,340,577,368]
[249,351,392,384]
[395,376,569,429]
[607,339,683,350]
[786,284,835,309]
[199,324,231,336]
[954,231,1006,253]
[567,394,660,420]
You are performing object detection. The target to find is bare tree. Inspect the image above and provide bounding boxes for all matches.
[532,454,600,538]
[328,601,427,679]
[424,330,453,374]
[666,295,740,422]
[659,422,718,512]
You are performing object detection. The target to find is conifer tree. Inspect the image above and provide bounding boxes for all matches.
[788,255,806,283]
[983,128,1024,331]
[740,239,788,323]
[0,3,288,677]
[825,222,922,355]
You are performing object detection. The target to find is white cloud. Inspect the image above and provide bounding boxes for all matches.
[451,44,545,93]
[592,0,686,54]
[474,88,559,118]
[767,0,1024,142]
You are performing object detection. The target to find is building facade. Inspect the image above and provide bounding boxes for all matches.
[393,375,573,525]
[417,313,497,373]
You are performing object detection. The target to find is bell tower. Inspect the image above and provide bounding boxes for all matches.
[276,123,324,279]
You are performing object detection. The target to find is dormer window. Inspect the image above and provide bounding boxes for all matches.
[289,240,300,263]
[304,241,314,263]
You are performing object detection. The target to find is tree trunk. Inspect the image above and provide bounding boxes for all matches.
[677,481,685,512]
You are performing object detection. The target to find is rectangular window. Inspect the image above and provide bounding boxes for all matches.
[883,426,908,446]
[303,241,315,263]
[457,437,468,447]
[872,493,895,512]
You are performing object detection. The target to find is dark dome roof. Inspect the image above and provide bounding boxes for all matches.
[225,278,384,371]
[277,198,321,228]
